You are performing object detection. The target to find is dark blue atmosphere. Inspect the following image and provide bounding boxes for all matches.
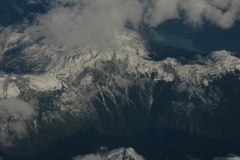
[155,19,240,55]
[141,30,202,53]
[0,0,47,26]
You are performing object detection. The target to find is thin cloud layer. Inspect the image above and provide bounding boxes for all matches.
[145,0,240,28]
[72,154,106,160]
[0,97,36,119]
[36,0,240,49]
[0,97,36,146]
[27,0,42,5]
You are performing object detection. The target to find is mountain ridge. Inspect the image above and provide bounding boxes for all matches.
[0,21,240,159]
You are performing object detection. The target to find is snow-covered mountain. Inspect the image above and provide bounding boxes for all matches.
[105,148,144,160]
[0,21,240,158]
[73,147,145,160]
[75,148,240,160]
[213,154,240,160]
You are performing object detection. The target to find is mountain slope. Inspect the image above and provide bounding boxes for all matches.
[0,21,240,159]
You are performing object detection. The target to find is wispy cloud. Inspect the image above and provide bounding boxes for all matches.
[12,2,24,15]
[72,154,106,160]
[0,97,36,146]
[27,0,42,5]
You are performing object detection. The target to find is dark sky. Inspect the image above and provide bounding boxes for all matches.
[0,0,46,26]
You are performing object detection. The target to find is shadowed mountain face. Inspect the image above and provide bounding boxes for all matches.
[2,70,240,160]
[0,19,240,160]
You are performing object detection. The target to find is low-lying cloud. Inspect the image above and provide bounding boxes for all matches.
[34,0,240,49]
[38,0,143,50]
[27,0,42,5]
[0,97,36,146]
[72,154,106,160]
[146,0,240,28]
[0,97,36,119]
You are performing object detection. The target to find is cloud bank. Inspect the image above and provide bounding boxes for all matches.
[0,97,36,146]
[36,0,240,49]
[145,0,240,28]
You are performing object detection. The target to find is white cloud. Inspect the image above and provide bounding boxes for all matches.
[27,0,42,5]
[12,2,24,14]
[144,0,180,26]
[114,76,132,87]
[145,0,240,28]
[72,154,106,160]
[36,0,240,50]
[175,82,187,93]
[38,0,143,50]
[0,97,36,146]
[0,97,36,120]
